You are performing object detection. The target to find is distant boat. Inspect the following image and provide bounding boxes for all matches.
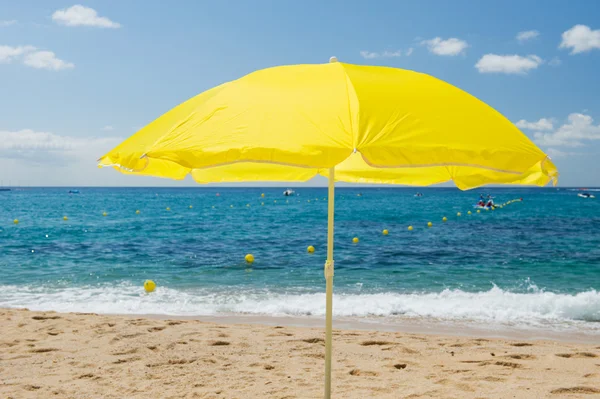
[0,188,10,192]
[578,193,595,199]
[68,190,80,194]
[283,189,295,196]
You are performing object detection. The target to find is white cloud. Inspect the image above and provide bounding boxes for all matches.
[515,118,554,131]
[475,54,543,74]
[516,30,540,43]
[360,50,403,59]
[102,125,115,131]
[360,51,378,59]
[0,20,17,27]
[560,25,600,54]
[405,47,413,56]
[0,129,118,152]
[23,50,74,71]
[52,5,121,28]
[546,148,575,158]
[421,37,468,56]
[0,129,142,186]
[533,113,600,147]
[0,45,36,63]
[548,57,562,67]
[0,45,73,70]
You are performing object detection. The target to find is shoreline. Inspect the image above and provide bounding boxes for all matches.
[2,308,600,398]
[129,313,600,345]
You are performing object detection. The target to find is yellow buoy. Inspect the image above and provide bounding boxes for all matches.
[457,212,462,217]
[189,205,193,209]
[102,212,107,217]
[477,210,481,213]
[166,207,170,211]
[144,280,156,293]
[307,245,315,253]
[382,229,389,235]
[442,217,447,222]
[261,193,265,198]
[136,210,140,214]
[408,225,413,231]
[352,237,359,243]
[63,216,68,221]
[468,211,472,215]
[212,206,215,209]
[261,202,264,206]
[274,200,277,203]
[485,208,490,211]
[246,204,250,207]
[230,205,234,208]
[307,200,311,203]
[245,254,254,263]
[427,222,433,227]
[13,219,19,224]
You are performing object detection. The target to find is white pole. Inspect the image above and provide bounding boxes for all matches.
[324,166,335,399]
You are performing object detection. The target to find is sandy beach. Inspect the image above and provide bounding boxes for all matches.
[1,309,599,398]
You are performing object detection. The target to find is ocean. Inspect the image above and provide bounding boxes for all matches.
[1,187,599,337]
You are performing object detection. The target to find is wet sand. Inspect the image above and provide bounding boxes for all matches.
[1,308,599,398]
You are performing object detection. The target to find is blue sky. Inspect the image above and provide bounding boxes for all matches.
[1,0,599,187]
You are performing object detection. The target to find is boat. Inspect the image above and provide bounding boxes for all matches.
[414,192,423,197]
[0,188,10,192]
[68,189,80,194]
[473,204,496,210]
[578,193,595,199]
[283,189,295,196]
[474,198,496,209]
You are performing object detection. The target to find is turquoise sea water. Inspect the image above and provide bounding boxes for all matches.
[1,187,599,335]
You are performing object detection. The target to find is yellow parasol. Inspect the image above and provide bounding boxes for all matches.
[99,57,558,398]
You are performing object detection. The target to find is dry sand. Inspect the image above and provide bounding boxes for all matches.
[1,308,599,398]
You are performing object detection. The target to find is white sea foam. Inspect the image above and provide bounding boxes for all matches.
[1,283,599,333]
